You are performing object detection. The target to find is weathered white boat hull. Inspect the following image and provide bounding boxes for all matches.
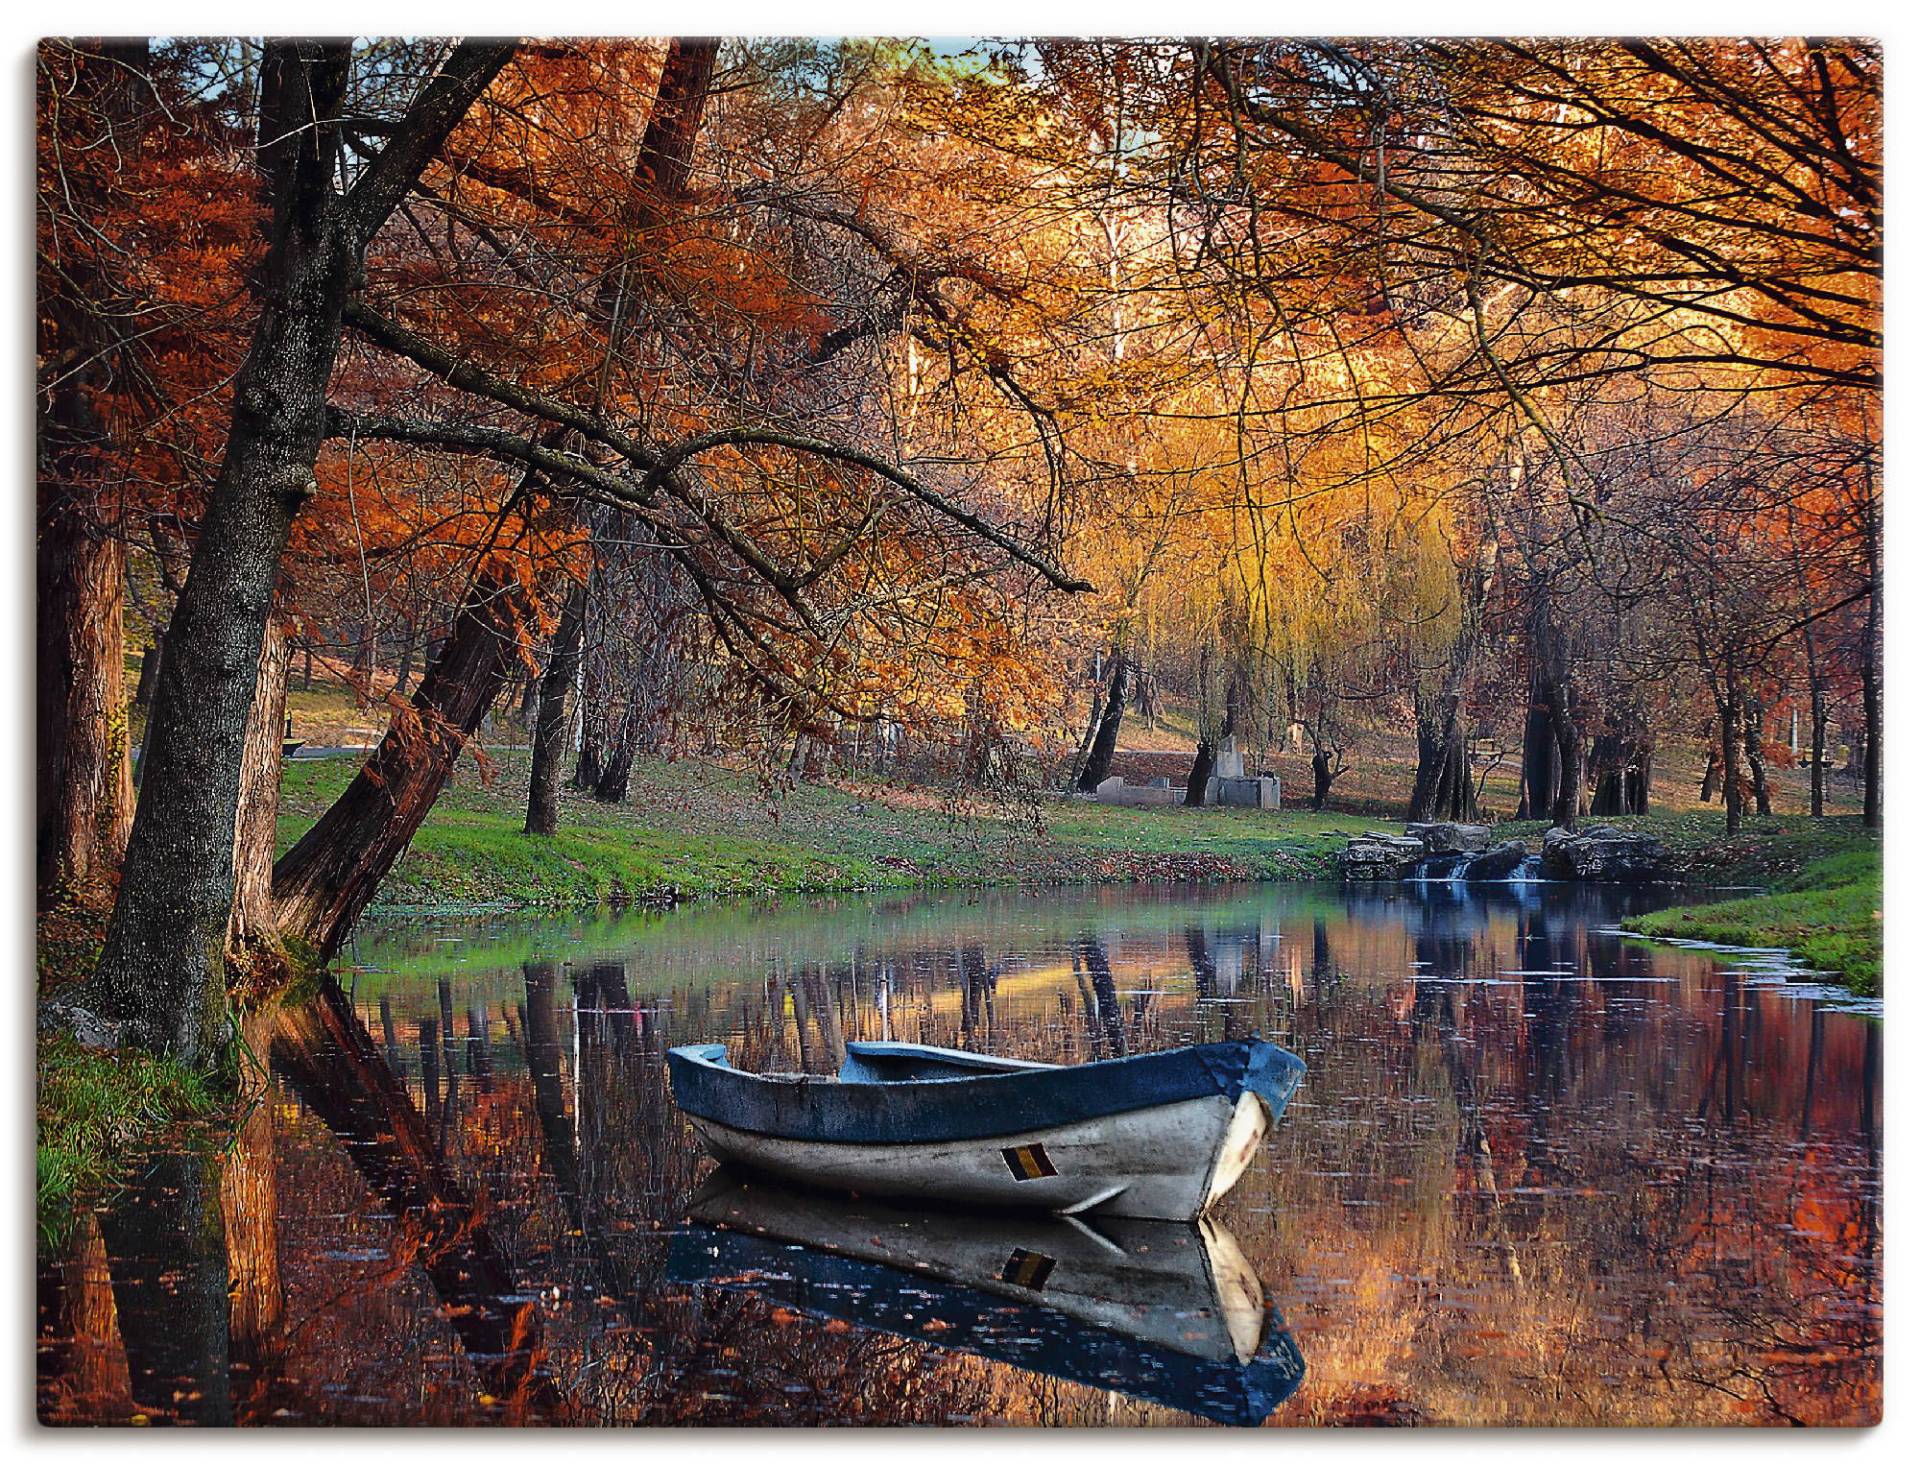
[687,1087,1271,1222]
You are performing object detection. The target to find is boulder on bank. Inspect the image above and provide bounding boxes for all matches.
[1539,824,1670,883]
[1341,833,1427,881]
[1461,839,1530,882]
[1405,822,1492,854]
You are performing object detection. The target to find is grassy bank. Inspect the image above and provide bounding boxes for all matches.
[1621,849,1883,995]
[35,899,230,1244]
[278,751,1882,913]
[277,751,1376,908]
[36,1035,223,1244]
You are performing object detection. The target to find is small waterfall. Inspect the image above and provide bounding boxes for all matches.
[1508,854,1544,884]
[1408,851,1470,884]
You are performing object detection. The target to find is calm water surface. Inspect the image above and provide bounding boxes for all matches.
[37,882,1881,1426]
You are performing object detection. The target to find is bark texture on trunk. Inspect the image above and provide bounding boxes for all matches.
[1517,686,1558,822]
[37,495,134,895]
[35,40,146,897]
[90,44,359,1059]
[525,583,586,836]
[275,573,523,959]
[1075,654,1130,793]
[1184,739,1213,807]
[80,42,511,1059]
[1407,689,1477,824]
[228,615,288,976]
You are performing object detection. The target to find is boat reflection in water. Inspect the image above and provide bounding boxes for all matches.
[669,1172,1306,1426]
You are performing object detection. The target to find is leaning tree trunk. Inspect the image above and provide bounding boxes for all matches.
[228,615,289,979]
[82,41,512,1062]
[269,979,561,1419]
[525,583,586,836]
[275,572,524,959]
[87,47,360,1062]
[1075,654,1130,793]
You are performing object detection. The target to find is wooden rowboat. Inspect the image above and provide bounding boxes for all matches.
[666,1037,1305,1222]
[669,1172,1307,1425]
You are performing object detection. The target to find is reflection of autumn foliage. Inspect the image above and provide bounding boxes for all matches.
[38,888,1879,1425]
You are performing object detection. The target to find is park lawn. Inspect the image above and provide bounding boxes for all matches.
[276,751,1380,911]
[1622,849,1883,995]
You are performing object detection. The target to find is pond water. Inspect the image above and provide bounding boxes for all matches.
[37,881,1881,1427]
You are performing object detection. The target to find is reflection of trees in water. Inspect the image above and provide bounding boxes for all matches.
[38,887,1882,1426]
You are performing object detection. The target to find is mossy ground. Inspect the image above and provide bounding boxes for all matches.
[1622,848,1883,995]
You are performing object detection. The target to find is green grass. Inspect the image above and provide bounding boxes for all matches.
[1622,849,1883,995]
[276,751,1379,912]
[37,1035,223,1245]
[1487,809,1879,888]
[274,750,1883,917]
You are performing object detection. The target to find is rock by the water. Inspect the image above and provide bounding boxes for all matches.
[1461,839,1529,881]
[1405,821,1492,854]
[1341,833,1426,881]
[1539,824,1670,882]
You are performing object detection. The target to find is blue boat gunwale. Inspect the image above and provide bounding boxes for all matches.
[667,1038,1306,1147]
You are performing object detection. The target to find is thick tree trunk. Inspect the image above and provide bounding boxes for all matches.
[77,40,511,1062]
[275,572,523,959]
[1719,696,1744,837]
[1075,654,1130,793]
[525,583,586,836]
[1516,688,1557,821]
[594,744,635,803]
[1311,748,1336,812]
[228,616,288,977]
[37,494,134,895]
[1185,739,1213,807]
[1408,691,1477,824]
[87,46,360,1061]
[35,39,144,899]
[1742,696,1774,818]
[1546,682,1582,832]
